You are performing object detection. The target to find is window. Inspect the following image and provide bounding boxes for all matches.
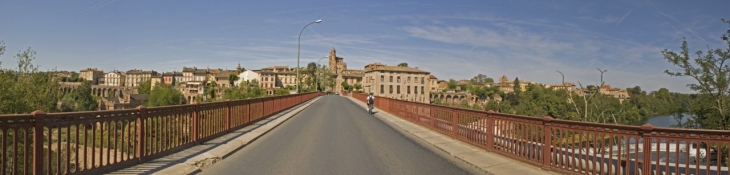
[408,77,411,83]
[414,86,417,94]
[389,76,393,82]
[407,86,411,94]
[389,85,393,94]
[380,85,384,94]
[397,85,401,94]
[421,86,424,94]
[381,75,384,82]
[397,76,401,83]
[421,77,424,84]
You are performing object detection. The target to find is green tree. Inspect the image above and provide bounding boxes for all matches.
[513,77,521,93]
[204,80,217,101]
[0,44,61,114]
[662,19,730,131]
[341,82,350,92]
[146,84,185,107]
[354,83,362,92]
[447,79,457,90]
[397,62,408,67]
[62,81,98,111]
[274,88,290,95]
[137,79,151,94]
[471,74,489,85]
[228,73,239,87]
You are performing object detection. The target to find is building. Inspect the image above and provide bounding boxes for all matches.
[598,84,630,103]
[162,72,180,85]
[429,75,439,92]
[103,71,126,87]
[494,75,535,93]
[362,62,431,103]
[125,69,159,87]
[546,83,576,92]
[182,67,208,83]
[79,68,104,85]
[328,47,364,93]
[150,75,162,89]
[235,70,261,86]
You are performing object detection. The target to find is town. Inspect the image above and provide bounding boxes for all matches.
[54,47,630,111]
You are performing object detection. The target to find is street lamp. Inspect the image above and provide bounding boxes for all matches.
[316,56,327,92]
[296,19,322,93]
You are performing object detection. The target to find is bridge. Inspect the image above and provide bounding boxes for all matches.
[1,93,729,175]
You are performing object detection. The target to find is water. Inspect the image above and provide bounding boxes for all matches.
[643,113,690,128]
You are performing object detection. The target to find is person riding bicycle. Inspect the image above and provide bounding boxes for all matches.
[366,93,375,115]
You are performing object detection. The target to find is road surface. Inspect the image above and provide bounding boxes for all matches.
[200,95,473,175]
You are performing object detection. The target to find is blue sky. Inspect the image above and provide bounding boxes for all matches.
[1,0,728,93]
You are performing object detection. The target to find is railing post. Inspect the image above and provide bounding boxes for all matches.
[193,103,199,144]
[452,109,458,137]
[640,124,654,175]
[226,99,231,133]
[486,110,495,152]
[135,106,146,163]
[542,116,554,170]
[31,110,46,175]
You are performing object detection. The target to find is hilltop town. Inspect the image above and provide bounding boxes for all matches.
[53,47,630,111]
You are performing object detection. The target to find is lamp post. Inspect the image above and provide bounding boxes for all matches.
[316,56,327,92]
[296,19,322,93]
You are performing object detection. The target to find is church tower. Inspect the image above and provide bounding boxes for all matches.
[329,47,337,74]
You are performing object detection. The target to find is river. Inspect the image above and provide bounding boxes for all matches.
[642,113,690,128]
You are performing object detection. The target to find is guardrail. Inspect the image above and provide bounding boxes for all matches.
[0,92,321,175]
[353,93,730,175]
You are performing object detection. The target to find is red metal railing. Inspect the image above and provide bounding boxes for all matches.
[353,93,730,175]
[0,92,321,175]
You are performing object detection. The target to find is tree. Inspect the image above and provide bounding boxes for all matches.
[204,80,217,101]
[228,73,239,87]
[662,19,730,130]
[397,62,408,67]
[471,74,489,85]
[274,88,290,95]
[62,81,98,111]
[146,84,185,107]
[341,82,350,92]
[485,77,494,84]
[0,44,61,114]
[447,79,457,90]
[513,77,521,93]
[137,79,152,94]
[354,83,362,92]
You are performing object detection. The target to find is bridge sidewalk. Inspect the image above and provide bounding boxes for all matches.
[345,96,560,175]
[105,97,322,175]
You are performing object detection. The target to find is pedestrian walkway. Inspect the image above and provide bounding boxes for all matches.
[344,96,559,175]
[106,97,322,175]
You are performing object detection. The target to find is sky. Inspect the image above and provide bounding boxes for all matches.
[0,0,728,93]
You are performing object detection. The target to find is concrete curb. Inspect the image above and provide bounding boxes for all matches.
[344,96,559,175]
[107,97,322,175]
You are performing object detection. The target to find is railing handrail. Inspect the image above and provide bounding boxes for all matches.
[0,92,322,175]
[353,93,730,175]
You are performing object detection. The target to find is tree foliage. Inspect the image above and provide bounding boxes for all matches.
[228,73,239,87]
[341,82,350,92]
[0,42,61,114]
[137,79,151,94]
[145,83,185,107]
[223,79,266,100]
[60,81,98,112]
[471,74,489,85]
[397,62,408,67]
[354,83,362,92]
[662,19,730,130]
[447,79,457,90]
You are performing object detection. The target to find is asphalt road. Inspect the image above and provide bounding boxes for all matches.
[200,95,473,175]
